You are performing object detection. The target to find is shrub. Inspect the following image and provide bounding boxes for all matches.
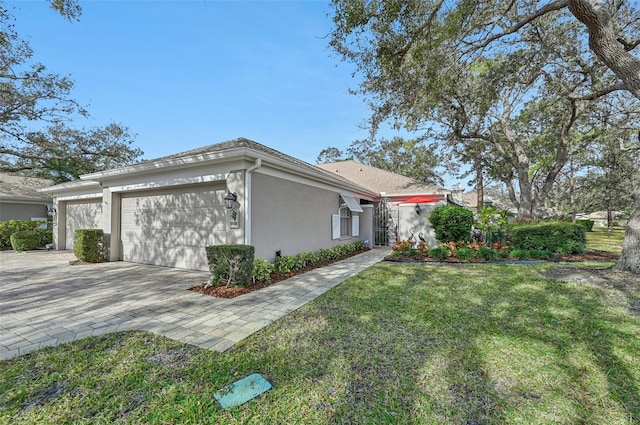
[252,258,274,282]
[576,219,595,232]
[477,246,498,261]
[508,249,528,259]
[429,246,449,261]
[455,247,475,260]
[510,222,586,253]
[557,239,586,255]
[37,228,53,246]
[392,239,415,257]
[205,244,254,287]
[0,220,40,247]
[73,229,104,262]
[429,205,475,243]
[10,230,40,252]
[274,255,297,274]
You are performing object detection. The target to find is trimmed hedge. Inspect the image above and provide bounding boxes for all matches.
[0,220,40,247]
[510,222,586,254]
[429,205,475,243]
[206,244,255,287]
[74,229,104,262]
[576,219,595,232]
[10,230,41,252]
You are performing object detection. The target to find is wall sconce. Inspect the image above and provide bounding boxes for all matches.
[224,192,237,209]
[47,205,57,216]
[415,204,421,215]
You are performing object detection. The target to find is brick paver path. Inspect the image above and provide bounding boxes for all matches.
[0,249,388,360]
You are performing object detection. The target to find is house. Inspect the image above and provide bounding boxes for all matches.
[42,139,453,271]
[0,173,53,221]
[316,160,448,248]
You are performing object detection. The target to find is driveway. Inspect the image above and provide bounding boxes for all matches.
[0,249,388,360]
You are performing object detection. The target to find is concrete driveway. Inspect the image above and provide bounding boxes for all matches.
[0,249,388,360]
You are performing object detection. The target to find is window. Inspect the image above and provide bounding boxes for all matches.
[340,204,351,237]
[332,194,361,240]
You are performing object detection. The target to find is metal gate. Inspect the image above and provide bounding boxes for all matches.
[373,197,397,246]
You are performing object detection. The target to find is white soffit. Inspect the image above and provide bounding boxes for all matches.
[340,194,364,212]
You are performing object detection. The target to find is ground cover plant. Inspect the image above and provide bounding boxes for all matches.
[1,259,639,424]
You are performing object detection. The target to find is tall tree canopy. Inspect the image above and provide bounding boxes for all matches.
[329,0,640,273]
[0,1,142,183]
[317,136,443,185]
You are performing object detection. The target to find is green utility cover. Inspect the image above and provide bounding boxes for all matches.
[214,373,272,409]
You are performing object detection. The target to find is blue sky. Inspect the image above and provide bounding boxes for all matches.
[10,0,455,184]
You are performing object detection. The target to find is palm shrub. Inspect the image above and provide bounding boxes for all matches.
[429,205,474,243]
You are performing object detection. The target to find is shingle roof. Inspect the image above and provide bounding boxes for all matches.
[0,174,53,201]
[316,160,446,195]
[78,138,378,198]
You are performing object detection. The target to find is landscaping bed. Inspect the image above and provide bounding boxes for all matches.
[385,248,619,263]
[189,247,370,298]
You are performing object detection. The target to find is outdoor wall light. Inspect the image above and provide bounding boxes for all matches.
[224,192,238,209]
[47,205,57,216]
[415,204,421,215]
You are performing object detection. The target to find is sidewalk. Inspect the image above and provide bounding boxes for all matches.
[0,248,389,360]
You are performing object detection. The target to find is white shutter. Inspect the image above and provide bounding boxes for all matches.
[332,214,341,240]
[352,215,360,237]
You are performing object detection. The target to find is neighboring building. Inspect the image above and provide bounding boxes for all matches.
[0,173,53,221]
[42,139,456,271]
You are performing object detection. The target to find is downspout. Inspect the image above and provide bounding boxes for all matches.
[244,158,262,245]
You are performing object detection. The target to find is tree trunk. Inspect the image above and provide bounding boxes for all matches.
[613,184,640,273]
[607,197,613,232]
[476,162,484,210]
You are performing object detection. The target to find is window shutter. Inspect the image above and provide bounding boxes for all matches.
[352,215,360,237]
[331,214,340,240]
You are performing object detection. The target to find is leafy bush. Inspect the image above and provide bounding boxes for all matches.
[510,222,586,253]
[556,239,586,255]
[576,219,595,232]
[477,246,499,261]
[74,229,104,262]
[392,239,415,257]
[528,249,552,260]
[455,247,475,260]
[429,205,474,243]
[37,228,53,246]
[476,207,512,245]
[274,255,297,274]
[10,230,40,252]
[0,220,40,247]
[429,247,449,261]
[252,258,274,282]
[508,249,528,259]
[205,244,254,287]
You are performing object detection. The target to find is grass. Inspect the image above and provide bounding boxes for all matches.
[2,259,639,424]
[586,226,625,254]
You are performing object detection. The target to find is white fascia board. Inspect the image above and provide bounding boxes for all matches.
[106,173,228,193]
[250,153,377,200]
[80,149,247,181]
[381,192,447,199]
[38,180,100,194]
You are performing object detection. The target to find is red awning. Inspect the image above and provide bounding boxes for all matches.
[395,195,442,205]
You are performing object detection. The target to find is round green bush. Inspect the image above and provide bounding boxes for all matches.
[429,205,475,243]
[10,230,40,252]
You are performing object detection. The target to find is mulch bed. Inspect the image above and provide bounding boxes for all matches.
[189,248,370,299]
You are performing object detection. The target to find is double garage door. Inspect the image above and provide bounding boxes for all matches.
[120,185,227,271]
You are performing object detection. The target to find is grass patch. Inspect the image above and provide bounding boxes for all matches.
[586,226,625,254]
[1,263,639,424]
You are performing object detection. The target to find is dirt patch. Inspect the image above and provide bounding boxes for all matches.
[20,381,68,413]
[541,265,640,293]
[189,248,370,298]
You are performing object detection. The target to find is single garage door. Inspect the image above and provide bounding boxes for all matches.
[120,184,227,271]
[65,199,103,250]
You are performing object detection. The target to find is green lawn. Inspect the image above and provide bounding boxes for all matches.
[2,261,639,424]
[586,226,625,254]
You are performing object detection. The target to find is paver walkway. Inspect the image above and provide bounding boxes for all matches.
[0,248,389,360]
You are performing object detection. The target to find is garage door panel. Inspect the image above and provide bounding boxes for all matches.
[120,184,227,271]
[65,200,102,250]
